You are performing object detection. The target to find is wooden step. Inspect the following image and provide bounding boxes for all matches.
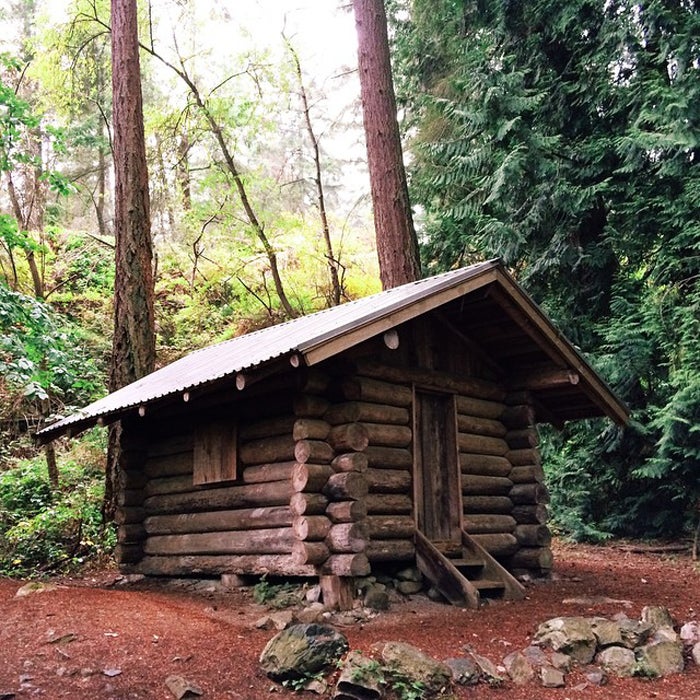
[450,556,484,569]
[470,579,506,592]
[433,539,463,558]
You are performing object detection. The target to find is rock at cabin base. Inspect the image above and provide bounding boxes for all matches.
[396,580,423,595]
[691,642,700,667]
[635,639,684,677]
[363,584,390,611]
[534,617,597,664]
[540,664,565,688]
[259,624,349,682]
[596,646,636,677]
[374,641,452,696]
[641,606,675,631]
[445,656,480,685]
[503,651,534,685]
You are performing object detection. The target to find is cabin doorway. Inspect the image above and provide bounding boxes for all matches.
[414,390,462,547]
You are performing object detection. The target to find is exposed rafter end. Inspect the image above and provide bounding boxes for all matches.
[513,368,579,391]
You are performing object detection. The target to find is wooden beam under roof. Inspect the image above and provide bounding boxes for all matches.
[512,368,580,391]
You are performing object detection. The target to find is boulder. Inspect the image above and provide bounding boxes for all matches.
[470,652,504,685]
[635,639,684,677]
[165,675,203,699]
[692,642,700,668]
[596,646,636,677]
[522,645,548,667]
[375,642,452,696]
[444,657,480,686]
[335,651,383,700]
[549,652,572,672]
[540,664,565,688]
[260,624,349,682]
[591,617,623,647]
[641,606,675,631]
[680,621,700,646]
[619,619,654,649]
[535,617,597,664]
[584,667,607,686]
[503,651,534,685]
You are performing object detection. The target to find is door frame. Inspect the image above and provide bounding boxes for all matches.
[412,386,463,543]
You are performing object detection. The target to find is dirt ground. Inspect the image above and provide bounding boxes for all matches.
[0,541,699,700]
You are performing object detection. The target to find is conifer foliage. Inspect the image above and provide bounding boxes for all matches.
[391,0,700,538]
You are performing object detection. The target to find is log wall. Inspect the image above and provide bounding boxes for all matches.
[116,332,553,581]
[503,391,552,575]
[122,372,332,577]
[458,387,552,575]
[334,371,416,566]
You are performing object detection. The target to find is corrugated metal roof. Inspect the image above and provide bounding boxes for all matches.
[38,260,500,439]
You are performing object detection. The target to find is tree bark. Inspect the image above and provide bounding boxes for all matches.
[105,0,156,522]
[352,0,421,288]
[285,35,342,305]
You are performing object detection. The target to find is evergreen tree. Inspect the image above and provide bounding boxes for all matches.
[392,0,700,538]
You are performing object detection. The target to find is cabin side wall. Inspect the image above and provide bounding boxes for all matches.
[115,374,336,577]
[115,315,552,579]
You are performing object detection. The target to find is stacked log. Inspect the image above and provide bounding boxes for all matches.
[115,438,149,565]
[136,375,334,577]
[314,395,377,577]
[335,374,415,565]
[503,392,552,575]
[288,387,334,571]
[458,392,517,561]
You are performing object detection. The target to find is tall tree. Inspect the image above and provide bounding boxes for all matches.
[104,0,155,519]
[392,0,700,538]
[353,0,420,289]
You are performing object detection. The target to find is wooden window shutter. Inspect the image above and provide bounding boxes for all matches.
[193,419,238,485]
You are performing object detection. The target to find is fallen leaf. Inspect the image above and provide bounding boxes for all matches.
[102,668,122,677]
[46,632,78,645]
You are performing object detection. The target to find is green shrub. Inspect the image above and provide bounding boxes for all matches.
[0,435,115,577]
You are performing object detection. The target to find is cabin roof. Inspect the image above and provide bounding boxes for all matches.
[37,260,628,442]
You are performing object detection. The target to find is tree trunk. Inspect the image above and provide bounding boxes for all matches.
[105,0,156,522]
[352,0,421,289]
[285,35,342,305]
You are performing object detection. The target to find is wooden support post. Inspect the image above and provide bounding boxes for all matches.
[319,575,355,611]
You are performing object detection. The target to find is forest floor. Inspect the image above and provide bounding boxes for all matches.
[0,540,698,700]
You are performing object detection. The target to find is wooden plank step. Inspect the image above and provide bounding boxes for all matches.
[450,556,484,569]
[470,579,505,591]
[433,540,463,558]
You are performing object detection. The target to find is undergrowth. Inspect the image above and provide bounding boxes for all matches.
[0,429,115,577]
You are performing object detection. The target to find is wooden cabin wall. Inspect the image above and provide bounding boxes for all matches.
[330,370,415,568]
[458,389,552,576]
[115,315,553,581]
[115,375,333,578]
[502,391,553,574]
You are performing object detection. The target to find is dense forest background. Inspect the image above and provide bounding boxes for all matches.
[1,0,698,576]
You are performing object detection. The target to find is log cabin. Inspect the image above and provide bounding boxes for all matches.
[38,260,628,609]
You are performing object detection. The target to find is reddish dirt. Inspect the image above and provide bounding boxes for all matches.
[0,541,698,699]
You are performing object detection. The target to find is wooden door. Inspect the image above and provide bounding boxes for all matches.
[414,390,462,543]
